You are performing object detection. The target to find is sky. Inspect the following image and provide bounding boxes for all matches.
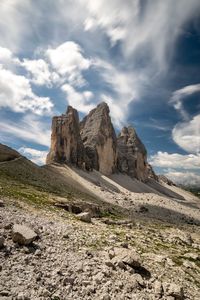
[0,0,199,187]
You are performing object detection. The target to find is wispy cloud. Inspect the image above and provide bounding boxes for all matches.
[172,114,200,154]
[150,151,200,170]
[170,83,200,120]
[18,147,48,165]
[81,0,200,69]
[0,115,50,147]
[61,84,95,113]
[165,170,200,188]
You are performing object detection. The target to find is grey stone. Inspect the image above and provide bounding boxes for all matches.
[154,280,163,296]
[12,224,37,245]
[77,212,92,223]
[164,283,184,299]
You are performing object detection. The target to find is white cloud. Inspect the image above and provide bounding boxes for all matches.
[18,147,48,165]
[165,171,200,188]
[0,46,20,67]
[172,114,200,154]
[81,0,200,69]
[46,41,91,87]
[0,0,33,52]
[0,115,51,147]
[81,0,139,46]
[171,83,200,100]
[61,84,95,113]
[170,83,200,120]
[150,151,200,170]
[0,46,13,62]
[94,58,139,127]
[0,65,53,115]
[21,59,59,86]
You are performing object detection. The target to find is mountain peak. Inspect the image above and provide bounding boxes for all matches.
[47,103,151,181]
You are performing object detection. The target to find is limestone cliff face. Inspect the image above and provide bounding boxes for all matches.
[46,106,84,167]
[80,102,117,175]
[46,102,156,181]
[117,127,148,181]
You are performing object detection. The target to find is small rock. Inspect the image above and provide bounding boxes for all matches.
[134,273,145,287]
[120,242,128,248]
[183,252,199,260]
[108,249,115,259]
[12,224,37,245]
[63,234,69,239]
[0,290,10,296]
[139,205,148,213]
[0,199,4,207]
[154,280,163,296]
[101,294,110,300]
[105,261,115,269]
[113,247,141,268]
[183,260,196,268]
[4,222,13,230]
[0,236,5,248]
[117,261,127,270]
[63,277,75,286]
[77,212,92,223]
[17,292,30,300]
[165,283,184,299]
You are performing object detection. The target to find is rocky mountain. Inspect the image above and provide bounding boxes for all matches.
[46,106,85,167]
[80,102,117,175]
[117,126,148,181]
[47,102,152,181]
[1,140,200,299]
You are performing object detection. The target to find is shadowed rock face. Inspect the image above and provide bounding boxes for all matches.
[46,106,85,167]
[0,144,20,162]
[147,163,158,181]
[80,102,117,175]
[117,127,148,181]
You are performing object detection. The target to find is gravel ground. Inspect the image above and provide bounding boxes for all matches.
[0,199,200,300]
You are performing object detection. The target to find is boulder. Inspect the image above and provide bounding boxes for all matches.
[117,126,148,181]
[46,106,85,167]
[112,247,141,268]
[77,212,92,223]
[12,224,37,245]
[80,102,117,175]
[164,283,184,299]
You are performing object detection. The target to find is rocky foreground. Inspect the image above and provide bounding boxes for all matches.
[0,198,200,300]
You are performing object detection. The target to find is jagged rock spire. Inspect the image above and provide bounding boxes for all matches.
[46,102,153,181]
[80,102,117,175]
[117,126,148,181]
[46,106,84,166]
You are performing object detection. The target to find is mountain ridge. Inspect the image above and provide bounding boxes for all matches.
[47,102,154,182]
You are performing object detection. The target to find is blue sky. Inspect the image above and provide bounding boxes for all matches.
[0,0,199,186]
